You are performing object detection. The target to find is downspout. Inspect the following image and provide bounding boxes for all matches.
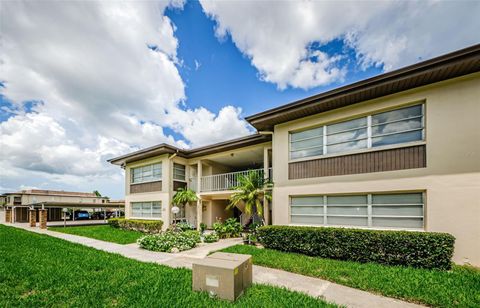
[258,131,273,135]
[168,150,179,160]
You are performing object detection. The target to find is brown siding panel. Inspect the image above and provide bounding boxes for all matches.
[289,145,426,179]
[130,181,162,194]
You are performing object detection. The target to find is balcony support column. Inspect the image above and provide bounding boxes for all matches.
[196,160,202,230]
[263,147,270,225]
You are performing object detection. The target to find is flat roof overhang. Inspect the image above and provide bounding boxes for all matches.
[246,44,480,131]
[108,133,272,166]
[21,201,125,208]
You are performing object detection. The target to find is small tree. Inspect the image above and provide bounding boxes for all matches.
[172,188,198,207]
[227,171,272,222]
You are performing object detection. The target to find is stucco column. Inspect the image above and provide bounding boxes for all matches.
[263,147,270,225]
[29,209,37,227]
[196,199,202,230]
[196,160,202,230]
[5,208,12,223]
[164,157,172,229]
[39,209,48,229]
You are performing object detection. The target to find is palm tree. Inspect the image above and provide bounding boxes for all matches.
[172,188,198,207]
[227,170,272,222]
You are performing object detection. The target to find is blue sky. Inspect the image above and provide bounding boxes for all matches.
[166,1,383,118]
[1,0,478,198]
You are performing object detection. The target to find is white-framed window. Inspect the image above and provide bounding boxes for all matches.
[289,103,424,160]
[173,163,186,181]
[290,192,424,229]
[131,163,162,184]
[131,201,161,218]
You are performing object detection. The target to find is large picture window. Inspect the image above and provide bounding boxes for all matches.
[131,163,162,184]
[289,104,424,159]
[290,192,424,229]
[290,127,323,160]
[131,201,161,218]
[173,163,186,181]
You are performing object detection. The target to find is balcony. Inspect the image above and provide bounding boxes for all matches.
[190,168,272,193]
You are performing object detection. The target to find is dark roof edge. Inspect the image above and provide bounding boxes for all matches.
[245,43,480,123]
[187,133,271,157]
[107,144,182,164]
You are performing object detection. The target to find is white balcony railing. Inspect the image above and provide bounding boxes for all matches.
[190,168,272,193]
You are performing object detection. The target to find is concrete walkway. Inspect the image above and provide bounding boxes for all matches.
[3,222,423,308]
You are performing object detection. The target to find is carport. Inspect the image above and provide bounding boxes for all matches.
[11,201,124,228]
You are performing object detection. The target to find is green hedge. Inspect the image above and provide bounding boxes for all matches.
[108,218,163,234]
[258,226,455,270]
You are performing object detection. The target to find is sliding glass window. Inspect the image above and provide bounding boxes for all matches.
[289,104,424,160]
[326,117,368,154]
[131,201,162,218]
[290,192,424,229]
[173,163,186,181]
[290,127,323,159]
[131,163,162,184]
[371,104,424,147]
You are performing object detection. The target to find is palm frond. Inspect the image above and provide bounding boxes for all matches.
[172,188,198,206]
[228,170,274,220]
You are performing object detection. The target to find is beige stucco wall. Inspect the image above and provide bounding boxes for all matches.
[271,73,480,265]
[121,143,271,229]
[125,154,171,229]
[200,200,232,228]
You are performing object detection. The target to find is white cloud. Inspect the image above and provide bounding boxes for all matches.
[0,0,251,198]
[0,112,128,176]
[200,0,480,90]
[167,106,252,147]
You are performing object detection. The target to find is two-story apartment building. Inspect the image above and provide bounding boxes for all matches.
[109,134,273,228]
[109,44,480,266]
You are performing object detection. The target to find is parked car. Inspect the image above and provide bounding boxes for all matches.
[91,212,106,220]
[108,210,124,218]
[74,210,90,220]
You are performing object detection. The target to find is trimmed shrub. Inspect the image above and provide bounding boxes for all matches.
[138,231,199,252]
[107,217,121,228]
[108,218,163,234]
[203,232,219,243]
[176,222,195,232]
[183,230,201,243]
[213,218,242,239]
[258,225,455,270]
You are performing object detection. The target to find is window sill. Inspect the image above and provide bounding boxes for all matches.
[129,216,163,220]
[289,141,426,164]
[288,223,424,232]
[130,180,162,186]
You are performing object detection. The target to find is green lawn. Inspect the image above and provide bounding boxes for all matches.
[220,245,480,308]
[0,225,336,307]
[49,225,144,244]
